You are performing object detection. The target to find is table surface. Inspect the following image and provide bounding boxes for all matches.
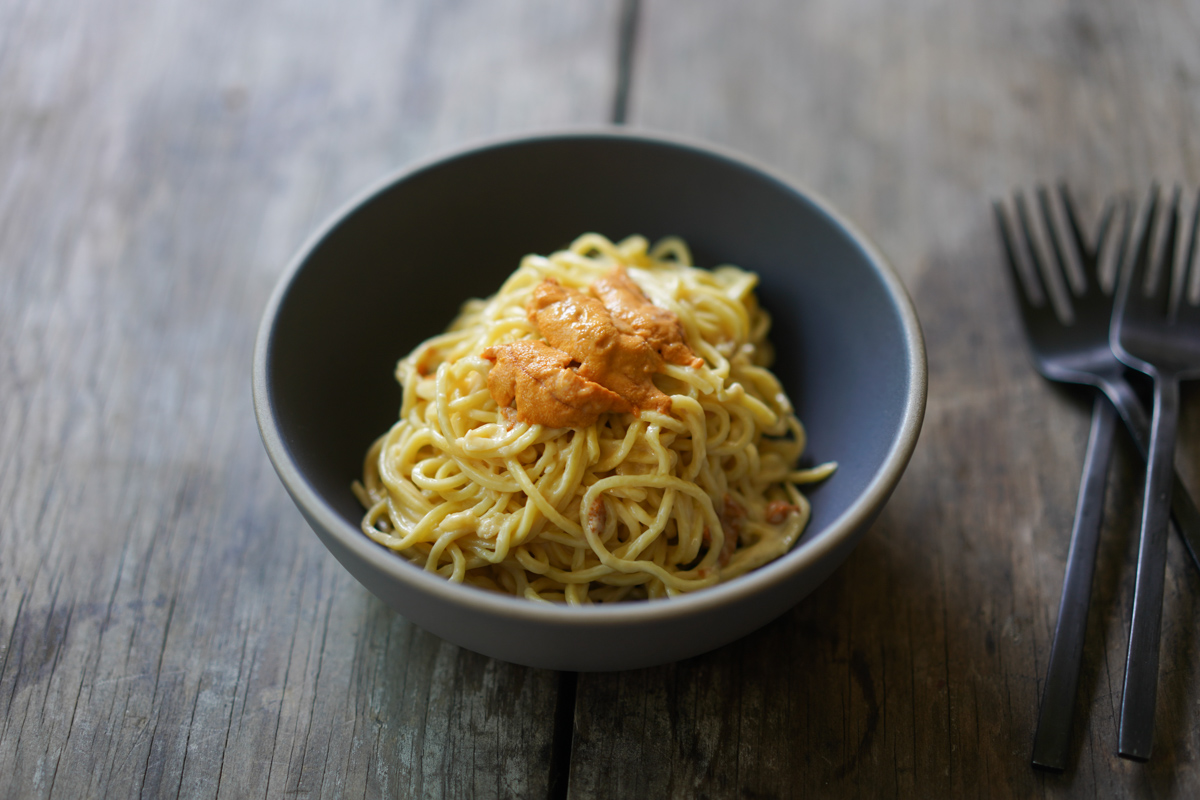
[4,0,1200,797]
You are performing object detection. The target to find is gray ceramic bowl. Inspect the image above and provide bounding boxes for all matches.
[253,130,926,671]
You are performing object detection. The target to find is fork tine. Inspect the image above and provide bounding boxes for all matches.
[1119,185,1163,319]
[1038,185,1081,297]
[1091,198,1116,292]
[1109,197,1135,294]
[994,199,1050,321]
[1057,183,1114,294]
[1015,191,1058,311]
[1057,182,1092,264]
[1093,197,1117,261]
[1177,187,1200,325]
[1153,186,1182,317]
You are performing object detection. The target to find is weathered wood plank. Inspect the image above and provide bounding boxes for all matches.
[7,0,1200,797]
[0,0,621,797]
[567,0,1200,796]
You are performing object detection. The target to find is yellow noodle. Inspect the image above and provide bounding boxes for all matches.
[355,234,834,604]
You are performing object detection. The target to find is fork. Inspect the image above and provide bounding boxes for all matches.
[1112,185,1200,761]
[994,184,1200,771]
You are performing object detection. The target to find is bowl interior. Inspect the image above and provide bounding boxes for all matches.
[265,133,917,570]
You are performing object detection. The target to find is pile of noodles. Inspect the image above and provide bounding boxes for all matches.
[353,234,834,604]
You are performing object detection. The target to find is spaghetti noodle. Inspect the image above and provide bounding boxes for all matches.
[353,234,834,603]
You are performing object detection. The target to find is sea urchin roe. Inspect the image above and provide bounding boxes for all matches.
[527,279,673,414]
[591,265,704,368]
[483,269,705,427]
[765,499,801,524]
[700,495,746,568]
[718,494,746,565]
[483,340,630,428]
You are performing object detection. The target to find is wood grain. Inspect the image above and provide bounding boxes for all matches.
[566,0,1200,797]
[5,0,1200,797]
[0,0,620,797]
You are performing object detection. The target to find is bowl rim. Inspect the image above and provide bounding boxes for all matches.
[252,126,927,626]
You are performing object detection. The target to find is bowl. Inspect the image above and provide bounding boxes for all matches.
[252,129,926,671]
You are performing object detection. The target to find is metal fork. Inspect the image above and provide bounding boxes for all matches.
[1112,185,1200,762]
[994,184,1200,772]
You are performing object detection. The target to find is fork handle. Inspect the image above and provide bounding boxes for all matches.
[1032,395,1117,771]
[1118,374,1181,761]
[1100,376,1200,573]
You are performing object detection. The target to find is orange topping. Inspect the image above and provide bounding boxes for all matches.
[766,500,801,525]
[701,495,746,568]
[527,280,672,415]
[586,498,607,537]
[483,268,705,427]
[484,341,630,428]
[718,494,746,566]
[592,266,703,368]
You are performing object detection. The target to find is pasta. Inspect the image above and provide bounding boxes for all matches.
[353,233,834,604]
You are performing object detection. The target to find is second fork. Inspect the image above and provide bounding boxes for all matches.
[996,184,1200,770]
[1112,185,1200,761]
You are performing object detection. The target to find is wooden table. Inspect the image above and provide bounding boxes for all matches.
[4,0,1200,796]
